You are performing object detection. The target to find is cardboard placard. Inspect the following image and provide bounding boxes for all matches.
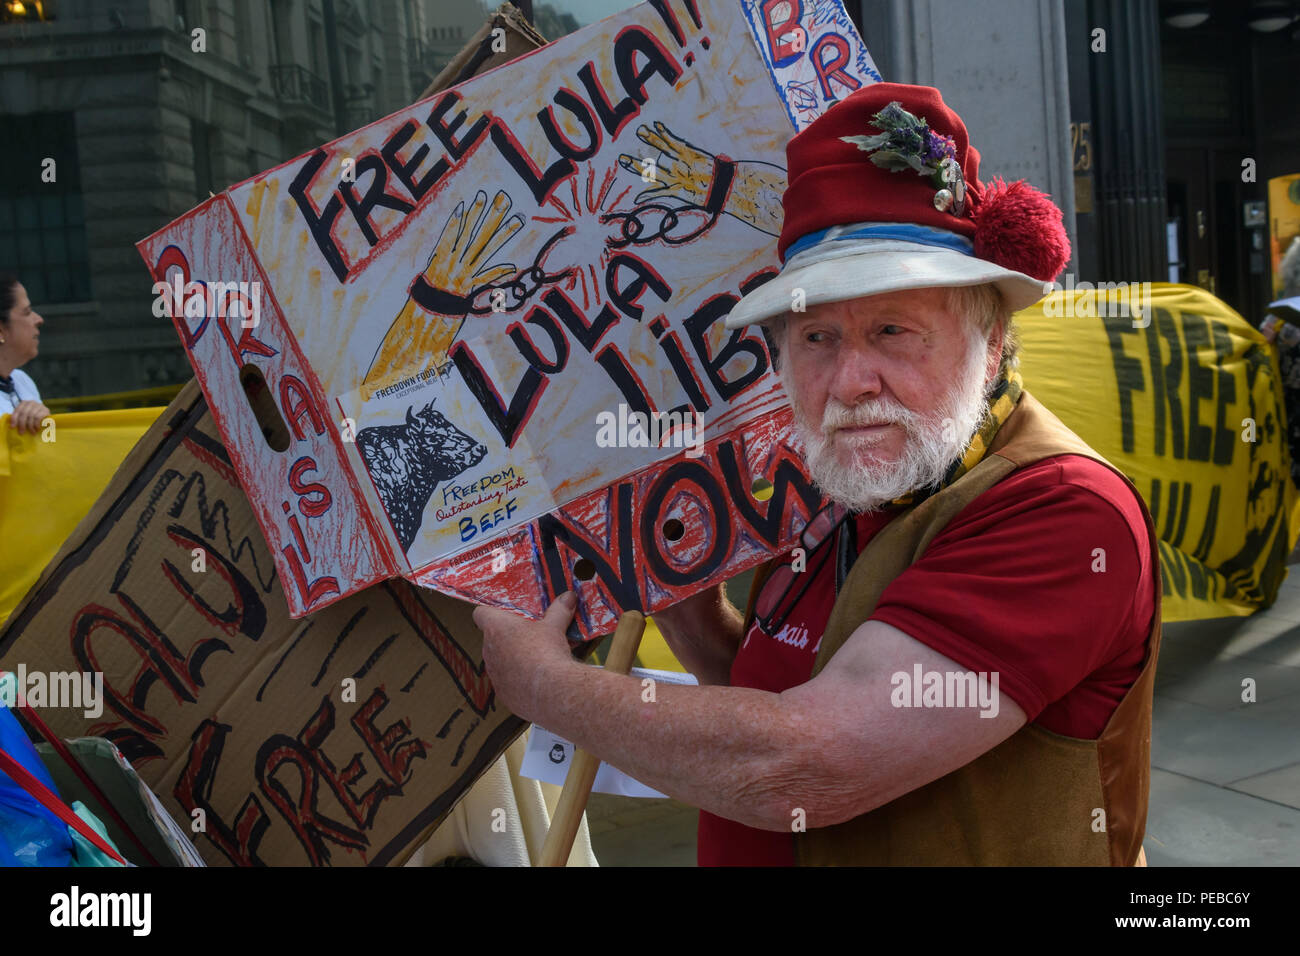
[0,383,525,865]
[135,0,881,635]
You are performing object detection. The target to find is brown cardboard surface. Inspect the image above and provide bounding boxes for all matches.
[0,381,525,865]
[423,3,546,98]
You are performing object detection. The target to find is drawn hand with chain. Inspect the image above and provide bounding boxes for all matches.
[616,121,785,237]
[364,189,524,397]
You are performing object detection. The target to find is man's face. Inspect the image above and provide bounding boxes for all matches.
[777,286,1001,512]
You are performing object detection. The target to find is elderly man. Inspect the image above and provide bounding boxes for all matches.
[474,84,1160,866]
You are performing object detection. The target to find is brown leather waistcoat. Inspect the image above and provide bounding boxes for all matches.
[739,391,1161,865]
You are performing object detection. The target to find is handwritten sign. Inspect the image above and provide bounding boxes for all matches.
[136,0,880,633]
[0,384,525,865]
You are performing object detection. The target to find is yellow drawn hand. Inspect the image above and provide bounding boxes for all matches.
[617,121,716,206]
[424,188,524,295]
[364,189,523,396]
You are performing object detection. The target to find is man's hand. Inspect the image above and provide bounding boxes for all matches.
[8,400,50,435]
[473,591,581,721]
[650,583,743,686]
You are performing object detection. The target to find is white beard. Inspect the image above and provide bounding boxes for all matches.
[781,326,996,513]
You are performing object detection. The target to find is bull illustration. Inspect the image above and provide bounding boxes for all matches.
[356,402,488,553]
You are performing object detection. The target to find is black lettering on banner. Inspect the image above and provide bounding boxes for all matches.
[641,460,731,586]
[1172,481,1192,549]
[72,593,198,736]
[1161,539,1214,600]
[507,306,570,373]
[606,252,672,320]
[543,287,618,352]
[539,89,602,162]
[340,154,417,247]
[1141,315,1165,456]
[290,150,348,283]
[1156,309,1185,459]
[1209,320,1238,466]
[1190,557,1214,599]
[683,294,770,400]
[1104,316,1144,455]
[656,326,712,413]
[1153,477,1189,545]
[1161,479,1178,541]
[176,720,271,867]
[451,339,548,448]
[161,524,268,645]
[1182,313,1215,463]
[256,696,373,867]
[594,344,656,415]
[1159,539,1181,597]
[613,25,683,105]
[1191,484,1221,563]
[578,62,638,138]
[427,90,490,164]
[538,483,642,610]
[716,441,822,545]
[1148,478,1163,543]
[380,120,438,203]
[490,120,577,205]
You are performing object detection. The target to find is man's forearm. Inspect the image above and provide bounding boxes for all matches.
[535,661,808,831]
[650,587,745,686]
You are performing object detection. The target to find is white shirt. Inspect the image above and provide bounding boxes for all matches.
[0,368,41,416]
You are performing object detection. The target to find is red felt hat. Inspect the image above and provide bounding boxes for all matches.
[726,82,1070,330]
[778,84,985,258]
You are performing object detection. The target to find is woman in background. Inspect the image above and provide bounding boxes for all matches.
[0,275,49,434]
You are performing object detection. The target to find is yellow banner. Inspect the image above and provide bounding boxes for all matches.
[0,408,163,623]
[1269,174,1300,298]
[1018,282,1297,621]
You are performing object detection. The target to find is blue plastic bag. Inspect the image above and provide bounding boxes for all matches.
[0,672,76,866]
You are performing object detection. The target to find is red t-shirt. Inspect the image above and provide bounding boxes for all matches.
[698,454,1157,866]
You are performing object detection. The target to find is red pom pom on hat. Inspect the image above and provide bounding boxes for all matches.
[971,178,1070,282]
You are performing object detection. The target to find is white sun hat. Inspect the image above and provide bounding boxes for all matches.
[724,222,1052,330]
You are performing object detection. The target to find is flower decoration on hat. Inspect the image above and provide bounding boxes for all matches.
[840,101,968,216]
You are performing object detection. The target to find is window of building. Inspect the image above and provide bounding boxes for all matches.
[269,0,294,67]
[310,19,326,78]
[191,118,219,201]
[0,112,90,304]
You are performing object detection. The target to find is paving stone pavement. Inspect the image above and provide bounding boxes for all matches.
[586,574,1300,867]
[1145,575,1300,866]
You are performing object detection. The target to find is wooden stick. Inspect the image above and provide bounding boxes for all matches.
[538,610,645,867]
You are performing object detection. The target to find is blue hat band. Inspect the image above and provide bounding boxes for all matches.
[784,222,976,262]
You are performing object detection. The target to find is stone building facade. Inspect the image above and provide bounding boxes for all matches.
[0,0,433,396]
